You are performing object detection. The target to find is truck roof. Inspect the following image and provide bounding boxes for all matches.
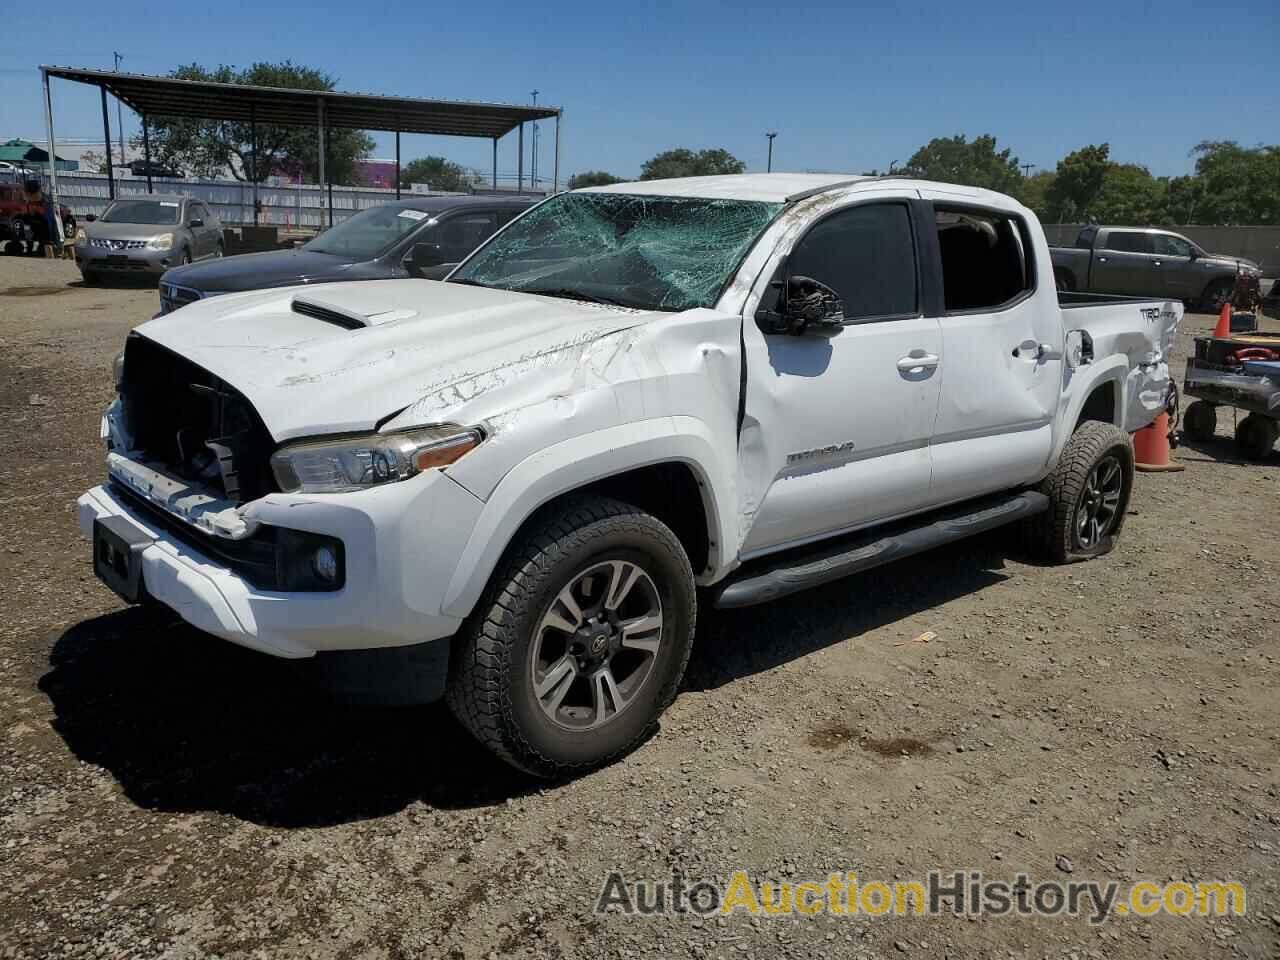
[580,173,870,202]
[579,172,1022,207]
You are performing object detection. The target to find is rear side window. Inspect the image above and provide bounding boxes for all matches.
[1103,231,1151,254]
[786,203,918,321]
[934,208,1033,311]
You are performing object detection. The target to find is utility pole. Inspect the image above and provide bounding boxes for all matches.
[765,131,777,173]
[113,52,125,170]
[1020,162,1035,177]
[530,89,539,189]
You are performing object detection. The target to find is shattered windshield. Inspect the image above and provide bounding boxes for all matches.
[450,193,782,311]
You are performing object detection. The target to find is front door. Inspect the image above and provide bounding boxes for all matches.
[1150,233,1198,299]
[738,197,942,557]
[921,198,1062,503]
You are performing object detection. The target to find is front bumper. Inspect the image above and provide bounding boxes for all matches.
[77,469,485,659]
[76,243,175,276]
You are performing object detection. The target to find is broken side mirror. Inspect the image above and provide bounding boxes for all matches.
[404,241,446,277]
[756,265,846,335]
[1065,329,1093,369]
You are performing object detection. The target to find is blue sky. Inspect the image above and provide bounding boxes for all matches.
[2,0,1276,181]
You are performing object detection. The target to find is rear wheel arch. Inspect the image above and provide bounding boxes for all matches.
[1075,379,1118,432]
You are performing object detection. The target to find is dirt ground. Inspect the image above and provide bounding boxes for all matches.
[1,255,1277,960]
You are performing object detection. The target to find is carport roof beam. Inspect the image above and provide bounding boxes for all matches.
[40,66,561,140]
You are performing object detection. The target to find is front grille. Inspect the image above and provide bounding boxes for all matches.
[91,238,148,250]
[110,480,282,589]
[160,283,202,314]
[119,334,278,504]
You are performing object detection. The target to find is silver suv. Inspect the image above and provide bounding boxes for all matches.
[75,195,222,283]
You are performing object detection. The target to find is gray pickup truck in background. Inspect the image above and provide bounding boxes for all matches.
[1050,225,1261,312]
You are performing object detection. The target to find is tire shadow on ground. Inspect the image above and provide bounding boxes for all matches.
[686,536,1013,691]
[39,608,536,828]
[1176,434,1279,466]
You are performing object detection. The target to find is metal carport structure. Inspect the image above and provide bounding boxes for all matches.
[39,65,562,242]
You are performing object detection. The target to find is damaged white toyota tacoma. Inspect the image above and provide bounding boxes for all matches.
[79,174,1180,777]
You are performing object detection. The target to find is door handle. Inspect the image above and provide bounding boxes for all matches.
[1152,261,1162,267]
[897,352,939,372]
[1014,340,1062,361]
[1097,256,1108,263]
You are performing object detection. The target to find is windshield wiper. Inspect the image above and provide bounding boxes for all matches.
[521,286,638,308]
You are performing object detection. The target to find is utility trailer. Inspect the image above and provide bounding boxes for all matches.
[1182,333,1280,460]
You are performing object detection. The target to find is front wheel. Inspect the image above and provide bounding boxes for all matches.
[1200,279,1232,314]
[1028,421,1135,563]
[447,496,696,778]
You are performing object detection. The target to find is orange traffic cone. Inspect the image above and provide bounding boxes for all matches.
[1134,412,1184,473]
[1213,302,1231,338]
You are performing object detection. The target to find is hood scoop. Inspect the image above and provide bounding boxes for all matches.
[291,294,418,330]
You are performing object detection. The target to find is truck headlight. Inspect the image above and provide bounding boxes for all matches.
[147,233,174,251]
[75,233,87,247]
[270,425,483,494]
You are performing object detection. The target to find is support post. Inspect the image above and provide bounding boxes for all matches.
[317,99,327,229]
[142,113,152,193]
[250,103,259,226]
[553,112,561,194]
[41,68,64,244]
[395,130,401,199]
[492,137,498,190]
[517,123,524,192]
[99,86,115,201]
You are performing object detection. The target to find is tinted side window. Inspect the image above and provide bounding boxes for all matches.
[786,203,917,321]
[934,208,1033,311]
[437,213,498,260]
[1104,231,1151,254]
[1153,234,1192,257]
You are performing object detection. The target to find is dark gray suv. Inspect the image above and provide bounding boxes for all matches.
[158,195,536,314]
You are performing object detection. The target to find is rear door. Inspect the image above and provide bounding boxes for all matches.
[1091,229,1156,295]
[738,194,943,556]
[919,197,1062,503]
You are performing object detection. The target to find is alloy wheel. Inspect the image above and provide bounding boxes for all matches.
[529,560,664,731]
[1076,455,1123,549]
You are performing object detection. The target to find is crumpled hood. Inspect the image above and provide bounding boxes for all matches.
[134,279,658,441]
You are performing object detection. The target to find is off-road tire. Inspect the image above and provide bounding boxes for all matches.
[1182,400,1218,441]
[1027,420,1135,563]
[446,496,696,778]
[1235,414,1278,461]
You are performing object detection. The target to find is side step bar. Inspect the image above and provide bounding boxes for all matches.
[713,490,1049,609]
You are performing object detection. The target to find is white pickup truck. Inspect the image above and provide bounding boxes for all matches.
[79,174,1180,777]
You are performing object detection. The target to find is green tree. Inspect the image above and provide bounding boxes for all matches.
[1090,164,1168,224]
[137,61,374,184]
[639,148,745,180]
[567,170,626,189]
[1020,170,1056,220]
[399,156,473,193]
[1190,141,1280,225]
[1163,175,1204,224]
[901,135,1023,196]
[1043,144,1111,222]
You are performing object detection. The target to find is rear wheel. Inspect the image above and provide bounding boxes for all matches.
[1235,414,1278,461]
[447,496,696,778]
[1182,400,1218,441]
[1027,421,1134,563]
